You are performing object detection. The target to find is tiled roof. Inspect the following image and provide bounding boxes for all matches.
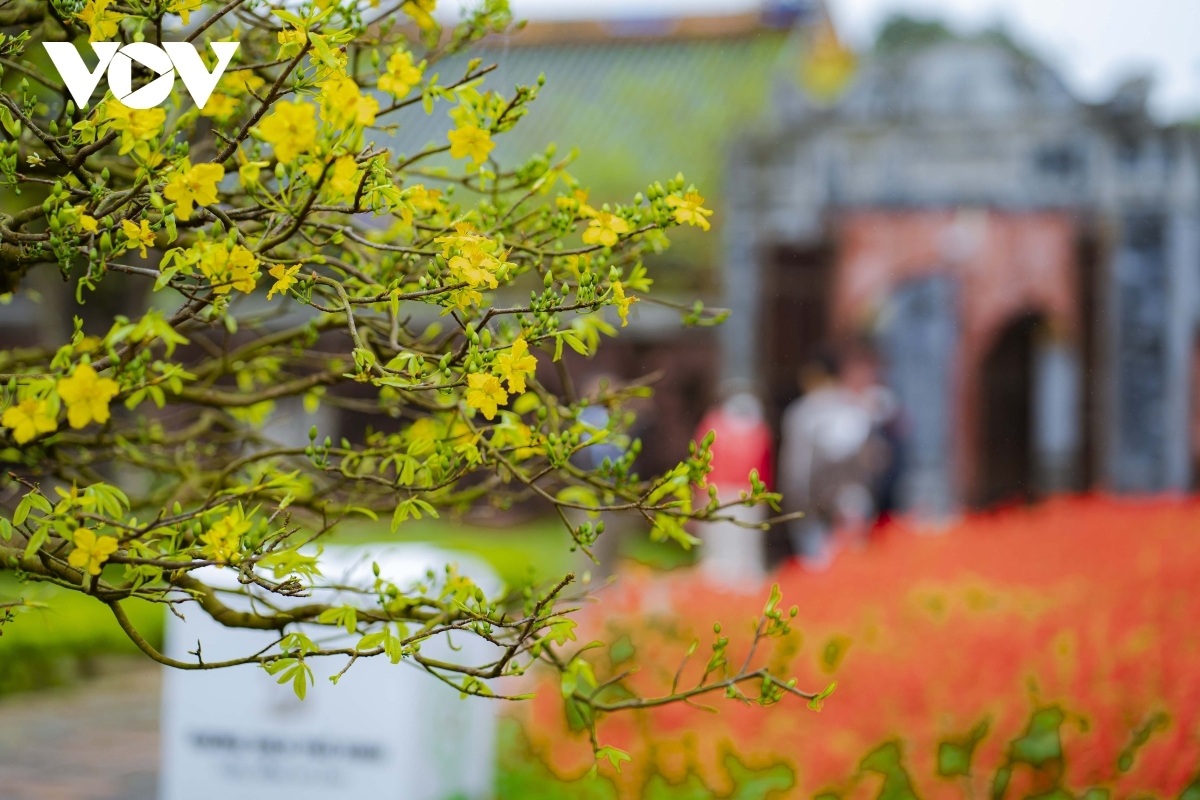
[371,19,799,203]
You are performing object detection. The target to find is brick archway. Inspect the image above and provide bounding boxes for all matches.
[831,209,1078,504]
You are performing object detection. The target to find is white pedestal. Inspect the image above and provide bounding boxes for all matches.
[159,544,501,800]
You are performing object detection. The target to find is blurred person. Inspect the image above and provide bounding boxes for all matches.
[692,383,774,587]
[839,342,905,527]
[778,348,878,569]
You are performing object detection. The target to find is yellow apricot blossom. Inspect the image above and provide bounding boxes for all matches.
[68,530,119,575]
[198,243,260,295]
[465,373,507,420]
[379,50,424,97]
[267,263,302,300]
[57,364,119,429]
[167,0,202,24]
[200,507,250,564]
[406,416,441,444]
[557,189,597,218]
[237,151,270,189]
[434,222,486,257]
[200,93,240,122]
[447,286,483,311]
[447,124,495,164]
[163,161,224,221]
[219,71,266,97]
[448,248,499,289]
[320,76,378,129]
[495,337,537,394]
[582,211,630,248]
[259,101,318,164]
[78,0,122,42]
[2,398,57,444]
[406,184,443,212]
[401,0,437,31]
[120,218,155,258]
[328,155,361,200]
[277,28,306,60]
[102,103,166,155]
[666,191,714,231]
[611,281,637,327]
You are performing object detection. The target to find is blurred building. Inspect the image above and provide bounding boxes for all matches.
[723,23,1200,512]
[6,4,1199,512]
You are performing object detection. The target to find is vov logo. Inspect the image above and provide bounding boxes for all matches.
[43,41,239,110]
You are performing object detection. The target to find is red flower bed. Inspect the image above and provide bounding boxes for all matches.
[513,495,1200,798]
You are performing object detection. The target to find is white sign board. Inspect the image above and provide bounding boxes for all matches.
[159,545,501,800]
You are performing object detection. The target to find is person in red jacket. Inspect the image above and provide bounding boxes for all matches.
[693,385,774,587]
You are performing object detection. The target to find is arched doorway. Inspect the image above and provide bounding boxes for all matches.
[977,313,1044,506]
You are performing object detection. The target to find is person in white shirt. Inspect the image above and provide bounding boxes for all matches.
[778,349,878,569]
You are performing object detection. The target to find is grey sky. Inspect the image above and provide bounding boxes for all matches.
[448,0,1200,121]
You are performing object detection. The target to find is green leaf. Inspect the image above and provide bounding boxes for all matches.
[391,497,439,531]
[124,389,147,410]
[650,513,701,549]
[763,582,783,615]
[936,719,989,777]
[561,331,588,356]
[545,618,577,645]
[307,32,336,68]
[266,658,313,701]
[859,742,918,800]
[596,745,632,774]
[291,665,311,700]
[271,7,305,25]
[27,493,52,515]
[383,629,404,664]
[808,681,837,712]
[937,742,972,777]
[991,765,1011,800]
[1010,707,1064,766]
[22,526,48,560]
[411,498,438,518]
[357,632,386,650]
[0,105,19,137]
[317,605,358,634]
[609,635,635,665]
[13,495,31,526]
[556,485,599,508]
[154,266,178,290]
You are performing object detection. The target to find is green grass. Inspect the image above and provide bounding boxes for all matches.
[0,575,165,694]
[331,515,577,588]
[335,514,695,583]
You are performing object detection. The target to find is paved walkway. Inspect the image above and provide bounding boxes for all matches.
[0,661,160,800]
